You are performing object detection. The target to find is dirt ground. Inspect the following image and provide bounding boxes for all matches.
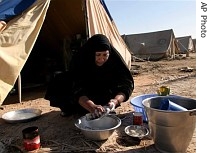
[0,53,196,153]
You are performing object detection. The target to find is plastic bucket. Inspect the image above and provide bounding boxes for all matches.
[142,95,196,153]
[130,94,158,122]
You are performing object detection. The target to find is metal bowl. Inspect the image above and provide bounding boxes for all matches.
[124,125,149,139]
[1,108,42,123]
[75,114,121,141]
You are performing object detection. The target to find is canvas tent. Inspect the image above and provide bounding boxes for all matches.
[122,29,179,61]
[192,38,196,52]
[0,0,131,104]
[176,36,195,54]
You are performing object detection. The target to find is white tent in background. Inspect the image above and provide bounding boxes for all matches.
[0,0,131,104]
[122,29,179,61]
[176,36,195,54]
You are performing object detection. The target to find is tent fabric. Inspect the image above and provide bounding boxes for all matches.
[0,0,50,104]
[0,0,36,21]
[192,38,196,52]
[87,0,131,67]
[176,36,195,53]
[99,0,113,21]
[122,29,179,61]
[0,0,131,104]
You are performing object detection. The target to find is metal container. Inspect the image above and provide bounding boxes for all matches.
[75,115,121,141]
[2,108,42,123]
[22,126,40,151]
[142,95,196,153]
[125,125,149,139]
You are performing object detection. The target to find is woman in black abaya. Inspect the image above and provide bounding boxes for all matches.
[45,34,134,117]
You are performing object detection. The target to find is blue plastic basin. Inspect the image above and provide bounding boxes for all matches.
[130,94,158,122]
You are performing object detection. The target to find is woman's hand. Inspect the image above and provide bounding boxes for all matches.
[108,99,120,108]
[90,104,105,118]
[78,96,106,118]
[107,100,116,110]
[109,93,126,108]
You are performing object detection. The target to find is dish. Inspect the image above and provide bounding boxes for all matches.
[124,125,149,139]
[75,114,121,140]
[1,108,42,123]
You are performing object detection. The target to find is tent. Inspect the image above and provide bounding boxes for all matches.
[176,36,195,54]
[192,38,196,52]
[0,0,132,104]
[122,29,179,61]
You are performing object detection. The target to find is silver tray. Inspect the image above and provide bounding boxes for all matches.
[1,108,42,123]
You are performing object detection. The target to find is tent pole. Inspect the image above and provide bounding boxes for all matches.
[18,74,21,103]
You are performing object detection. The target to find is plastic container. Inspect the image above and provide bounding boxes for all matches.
[130,94,158,122]
[159,99,188,111]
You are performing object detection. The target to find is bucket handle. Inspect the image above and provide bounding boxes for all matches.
[189,110,196,116]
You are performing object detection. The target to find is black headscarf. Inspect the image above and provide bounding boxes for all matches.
[83,34,111,52]
[76,34,129,69]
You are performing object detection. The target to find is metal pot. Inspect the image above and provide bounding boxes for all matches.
[142,95,196,153]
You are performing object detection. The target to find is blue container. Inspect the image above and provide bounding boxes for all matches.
[130,94,158,122]
[159,99,188,111]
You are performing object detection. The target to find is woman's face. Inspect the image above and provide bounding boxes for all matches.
[95,50,110,66]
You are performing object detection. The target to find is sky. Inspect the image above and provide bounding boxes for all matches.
[104,0,196,39]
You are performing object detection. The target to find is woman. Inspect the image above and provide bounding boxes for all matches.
[45,34,134,117]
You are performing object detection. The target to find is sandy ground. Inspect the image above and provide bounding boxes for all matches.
[0,53,196,153]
